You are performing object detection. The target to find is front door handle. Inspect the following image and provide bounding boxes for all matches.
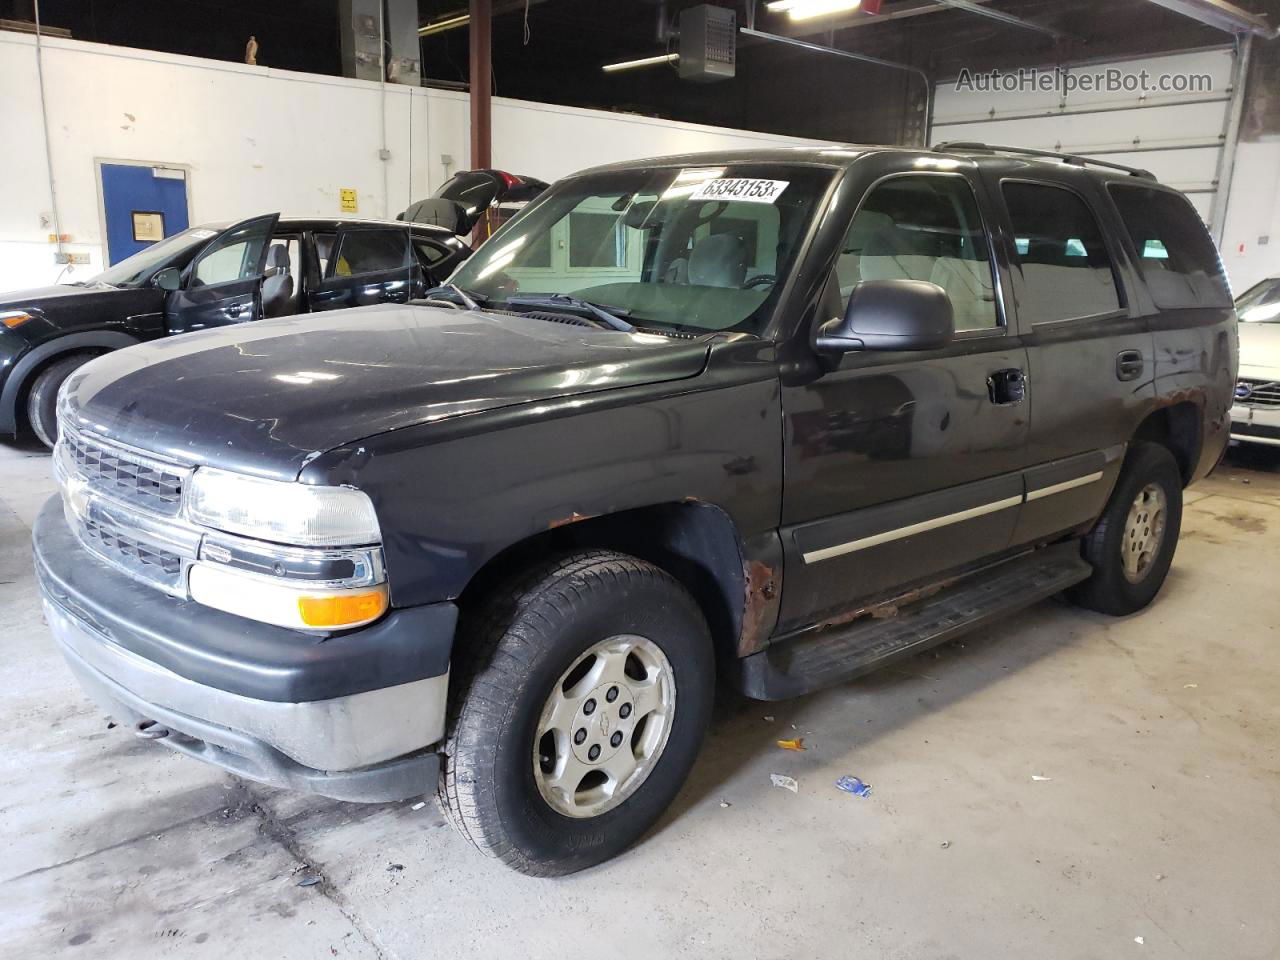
[225,301,246,318]
[988,368,1027,405]
[1116,349,1144,381]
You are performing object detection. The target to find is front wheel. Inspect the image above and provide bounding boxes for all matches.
[438,550,714,876]
[27,353,95,448]
[1069,443,1183,615]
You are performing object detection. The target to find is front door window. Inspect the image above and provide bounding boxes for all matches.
[190,220,273,287]
[835,175,999,331]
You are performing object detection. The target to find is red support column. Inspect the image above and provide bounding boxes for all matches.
[469,0,492,171]
[469,0,492,242]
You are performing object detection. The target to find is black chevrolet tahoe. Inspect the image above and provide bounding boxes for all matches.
[34,144,1237,876]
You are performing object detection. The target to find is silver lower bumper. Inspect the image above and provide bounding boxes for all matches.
[1231,404,1280,447]
[46,599,447,800]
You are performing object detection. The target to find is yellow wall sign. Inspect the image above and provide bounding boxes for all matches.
[339,188,358,213]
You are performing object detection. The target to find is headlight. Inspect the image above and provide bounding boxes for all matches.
[187,467,380,547]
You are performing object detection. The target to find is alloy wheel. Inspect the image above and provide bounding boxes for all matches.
[533,634,675,819]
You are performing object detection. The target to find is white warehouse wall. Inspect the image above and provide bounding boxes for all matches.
[0,32,830,293]
[1217,139,1280,295]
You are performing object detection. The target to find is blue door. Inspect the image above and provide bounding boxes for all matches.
[100,163,190,265]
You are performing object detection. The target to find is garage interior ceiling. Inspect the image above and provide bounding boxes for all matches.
[413,0,1280,144]
[1144,0,1278,36]
[12,0,1279,145]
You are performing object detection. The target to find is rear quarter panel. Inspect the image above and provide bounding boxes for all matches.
[1150,306,1237,480]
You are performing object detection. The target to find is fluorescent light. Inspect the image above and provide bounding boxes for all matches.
[767,0,862,21]
[602,53,679,73]
[418,13,469,36]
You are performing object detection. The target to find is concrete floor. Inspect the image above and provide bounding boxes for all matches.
[1,438,1278,960]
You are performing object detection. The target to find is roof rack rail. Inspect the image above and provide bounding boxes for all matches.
[932,141,1156,181]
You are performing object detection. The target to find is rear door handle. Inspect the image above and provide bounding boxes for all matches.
[1116,349,1144,381]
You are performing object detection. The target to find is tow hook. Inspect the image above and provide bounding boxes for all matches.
[134,719,170,740]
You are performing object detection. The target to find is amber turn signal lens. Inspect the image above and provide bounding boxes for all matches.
[1,311,32,328]
[297,587,389,628]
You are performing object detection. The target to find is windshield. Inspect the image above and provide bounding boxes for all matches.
[1235,277,1280,322]
[90,226,220,287]
[448,164,837,335]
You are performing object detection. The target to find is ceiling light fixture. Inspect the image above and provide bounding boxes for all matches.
[601,52,679,73]
[766,0,862,21]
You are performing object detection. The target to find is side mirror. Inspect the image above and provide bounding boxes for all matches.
[816,279,954,355]
[152,267,181,292]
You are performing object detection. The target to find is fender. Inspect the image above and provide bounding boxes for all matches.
[0,331,141,435]
[304,340,785,610]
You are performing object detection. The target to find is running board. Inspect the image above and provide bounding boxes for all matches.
[737,542,1092,701]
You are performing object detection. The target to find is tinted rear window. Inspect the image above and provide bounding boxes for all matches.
[1107,184,1232,310]
[330,229,410,277]
[1002,181,1122,323]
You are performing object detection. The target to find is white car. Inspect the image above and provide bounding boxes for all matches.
[1232,277,1280,448]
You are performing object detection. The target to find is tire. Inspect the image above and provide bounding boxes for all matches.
[438,550,715,876]
[1069,443,1183,616]
[26,353,94,448]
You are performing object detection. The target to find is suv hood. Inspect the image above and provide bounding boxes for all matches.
[1,282,119,309]
[1239,321,1280,377]
[63,304,710,480]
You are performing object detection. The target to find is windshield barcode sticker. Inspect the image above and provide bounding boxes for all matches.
[689,178,790,204]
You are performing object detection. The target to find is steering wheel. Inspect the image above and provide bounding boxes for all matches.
[743,274,777,290]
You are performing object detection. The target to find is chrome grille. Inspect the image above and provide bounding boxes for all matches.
[56,426,198,596]
[63,428,187,515]
[1236,378,1280,408]
[81,515,184,588]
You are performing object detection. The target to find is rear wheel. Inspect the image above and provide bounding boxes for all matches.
[438,550,714,876]
[27,353,94,448]
[1069,443,1183,615]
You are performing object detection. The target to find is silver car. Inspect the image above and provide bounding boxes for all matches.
[1231,277,1280,449]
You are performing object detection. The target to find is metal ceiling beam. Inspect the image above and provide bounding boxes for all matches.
[930,0,1073,40]
[739,26,930,82]
[419,0,549,36]
[1141,0,1278,38]
[739,27,932,140]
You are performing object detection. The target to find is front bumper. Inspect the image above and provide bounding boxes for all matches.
[34,495,456,803]
[1230,404,1280,447]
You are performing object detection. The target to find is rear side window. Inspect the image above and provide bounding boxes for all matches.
[1002,182,1121,323]
[328,228,410,278]
[1107,184,1232,310]
[413,239,449,267]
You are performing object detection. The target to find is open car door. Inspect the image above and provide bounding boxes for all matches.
[165,214,280,334]
[307,224,418,312]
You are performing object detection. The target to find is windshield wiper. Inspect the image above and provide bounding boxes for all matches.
[423,283,486,310]
[506,294,635,332]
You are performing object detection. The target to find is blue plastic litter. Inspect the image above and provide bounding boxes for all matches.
[835,775,872,797]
